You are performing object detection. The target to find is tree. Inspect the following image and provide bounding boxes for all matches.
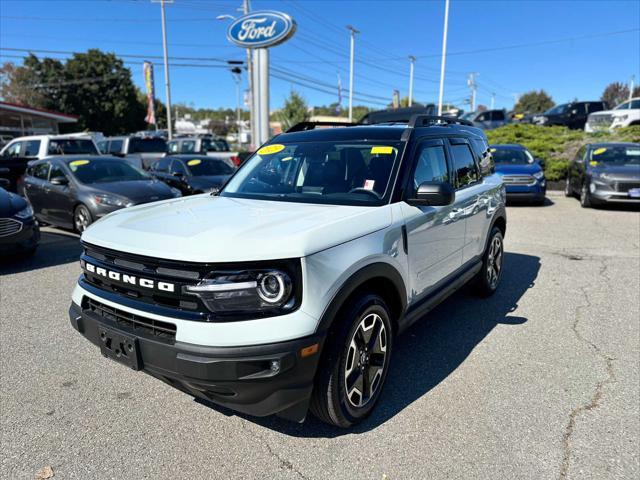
[514,90,554,114]
[601,82,630,108]
[280,90,309,130]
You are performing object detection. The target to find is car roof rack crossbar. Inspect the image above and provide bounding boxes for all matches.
[285,121,355,133]
[408,115,473,128]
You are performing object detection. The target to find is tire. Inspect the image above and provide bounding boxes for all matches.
[310,294,394,428]
[74,204,93,233]
[475,227,504,297]
[564,177,573,197]
[580,184,592,208]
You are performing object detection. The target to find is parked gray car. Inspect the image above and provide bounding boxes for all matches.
[23,155,181,232]
[461,110,510,130]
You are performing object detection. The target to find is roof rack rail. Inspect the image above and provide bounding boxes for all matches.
[285,121,354,133]
[408,115,473,128]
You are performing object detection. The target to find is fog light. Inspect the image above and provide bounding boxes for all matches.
[270,360,280,374]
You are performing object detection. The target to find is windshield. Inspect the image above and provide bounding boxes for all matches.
[590,145,640,165]
[545,104,569,115]
[183,158,234,176]
[48,139,98,155]
[221,140,403,205]
[491,147,534,165]
[130,137,167,153]
[67,158,150,184]
[615,100,640,110]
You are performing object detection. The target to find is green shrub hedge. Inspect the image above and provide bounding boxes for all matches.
[485,124,640,181]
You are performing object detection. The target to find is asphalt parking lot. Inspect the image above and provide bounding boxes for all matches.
[1,193,638,480]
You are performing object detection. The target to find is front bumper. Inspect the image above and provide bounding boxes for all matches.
[590,185,640,204]
[504,182,546,202]
[69,301,324,420]
[0,217,40,255]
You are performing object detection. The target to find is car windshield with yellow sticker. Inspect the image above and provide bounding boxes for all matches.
[590,145,640,165]
[221,141,402,205]
[66,157,149,184]
[185,157,235,177]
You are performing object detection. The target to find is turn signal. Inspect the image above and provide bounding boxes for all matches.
[300,343,319,358]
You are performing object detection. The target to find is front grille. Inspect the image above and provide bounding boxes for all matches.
[614,181,640,192]
[83,296,176,342]
[0,218,22,237]
[502,175,535,185]
[589,114,612,126]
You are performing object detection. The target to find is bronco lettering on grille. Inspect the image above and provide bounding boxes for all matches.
[84,262,176,292]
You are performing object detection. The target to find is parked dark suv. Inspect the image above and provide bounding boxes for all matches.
[565,142,640,207]
[533,101,608,130]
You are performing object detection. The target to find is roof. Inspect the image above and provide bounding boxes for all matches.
[30,155,121,164]
[274,123,486,143]
[0,101,78,123]
[587,142,639,148]
[9,133,93,141]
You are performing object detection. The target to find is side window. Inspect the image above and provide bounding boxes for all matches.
[491,110,505,121]
[182,140,196,153]
[450,143,479,188]
[33,162,50,180]
[574,103,587,115]
[5,141,23,157]
[24,140,41,157]
[152,158,172,172]
[168,141,179,153]
[411,144,449,195]
[109,140,123,154]
[97,141,108,154]
[49,164,66,181]
[171,160,187,175]
[574,146,586,162]
[476,112,490,122]
[471,138,494,176]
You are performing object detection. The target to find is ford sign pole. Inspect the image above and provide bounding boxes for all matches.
[226,11,296,146]
[437,0,450,116]
[347,25,359,123]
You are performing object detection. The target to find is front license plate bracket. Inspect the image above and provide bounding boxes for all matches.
[98,327,141,370]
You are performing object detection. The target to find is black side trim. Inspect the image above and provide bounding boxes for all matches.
[401,257,482,332]
[316,263,407,334]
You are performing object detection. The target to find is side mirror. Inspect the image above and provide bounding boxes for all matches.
[50,176,69,186]
[407,181,455,207]
[536,158,545,168]
[0,167,10,174]
[570,109,578,116]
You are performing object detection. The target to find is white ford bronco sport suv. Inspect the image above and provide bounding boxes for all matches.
[69,115,506,428]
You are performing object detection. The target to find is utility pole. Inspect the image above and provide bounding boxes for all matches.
[408,55,415,107]
[347,25,359,122]
[630,75,636,101]
[154,0,173,139]
[490,92,495,109]
[437,0,450,116]
[467,72,477,112]
[242,0,255,148]
[231,66,242,144]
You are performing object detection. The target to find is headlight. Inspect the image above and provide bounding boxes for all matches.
[14,205,34,219]
[169,187,182,197]
[614,115,629,122]
[533,171,545,180]
[183,267,299,316]
[94,194,129,207]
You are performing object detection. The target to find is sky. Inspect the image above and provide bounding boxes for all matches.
[0,0,639,113]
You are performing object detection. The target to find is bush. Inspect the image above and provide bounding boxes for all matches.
[486,124,640,181]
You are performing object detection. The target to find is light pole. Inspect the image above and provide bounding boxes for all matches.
[231,66,242,145]
[153,0,174,139]
[408,55,415,107]
[437,0,450,116]
[346,25,359,122]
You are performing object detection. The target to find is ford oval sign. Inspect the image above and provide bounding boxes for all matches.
[227,11,296,48]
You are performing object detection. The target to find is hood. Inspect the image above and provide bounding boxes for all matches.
[588,109,615,118]
[81,195,392,262]
[189,175,231,191]
[590,164,640,179]
[0,188,28,217]
[495,163,542,175]
[87,180,174,204]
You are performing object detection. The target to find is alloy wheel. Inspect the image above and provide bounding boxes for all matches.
[75,207,91,232]
[344,312,388,408]
[486,235,503,289]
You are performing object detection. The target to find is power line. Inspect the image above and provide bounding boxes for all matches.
[0,14,212,23]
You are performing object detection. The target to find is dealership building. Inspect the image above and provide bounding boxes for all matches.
[0,101,78,139]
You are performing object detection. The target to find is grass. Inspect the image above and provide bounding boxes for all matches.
[486,124,640,181]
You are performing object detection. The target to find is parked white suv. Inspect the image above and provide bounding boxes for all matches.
[69,116,507,427]
[585,98,640,132]
[0,134,100,160]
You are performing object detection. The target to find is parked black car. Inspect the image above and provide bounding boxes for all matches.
[359,104,437,124]
[23,156,181,232]
[533,101,608,130]
[565,142,640,208]
[149,155,235,195]
[0,185,40,256]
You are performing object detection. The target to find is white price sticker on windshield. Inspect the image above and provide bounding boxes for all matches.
[364,179,375,190]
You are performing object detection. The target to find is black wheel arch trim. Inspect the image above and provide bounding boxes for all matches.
[315,262,407,335]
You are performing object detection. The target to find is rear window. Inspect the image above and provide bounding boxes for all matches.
[130,137,167,153]
[48,139,98,155]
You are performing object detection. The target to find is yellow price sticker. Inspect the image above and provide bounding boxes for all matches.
[69,159,90,171]
[489,147,497,152]
[371,146,394,155]
[257,144,286,155]
[592,147,607,156]
[589,161,599,166]
[187,159,202,166]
